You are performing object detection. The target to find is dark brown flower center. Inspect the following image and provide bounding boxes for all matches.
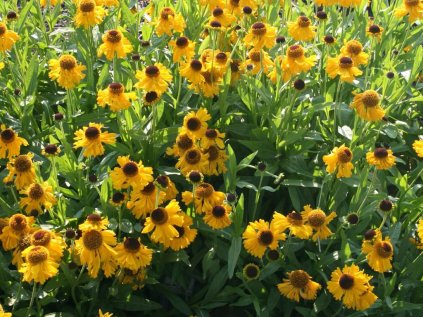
[287,212,303,226]
[338,149,352,163]
[361,90,380,107]
[80,0,95,13]
[251,22,266,36]
[124,237,141,252]
[250,51,261,62]
[376,241,393,258]
[29,184,44,200]
[190,60,202,71]
[59,56,76,70]
[210,20,222,28]
[308,211,326,227]
[287,45,304,58]
[122,162,138,177]
[185,149,202,165]
[18,235,31,251]
[145,65,160,78]
[84,126,100,140]
[176,36,189,48]
[27,246,48,265]
[195,183,214,198]
[258,230,273,245]
[112,191,125,203]
[205,145,219,161]
[339,274,354,290]
[212,205,226,218]
[186,117,202,131]
[405,0,419,5]
[188,170,202,183]
[215,52,227,63]
[347,213,359,224]
[364,229,376,240]
[151,208,168,225]
[289,270,310,288]
[10,214,28,231]
[174,225,185,237]
[87,214,102,222]
[177,134,194,150]
[339,57,353,69]
[369,24,381,34]
[213,7,223,17]
[141,182,156,195]
[83,230,103,250]
[298,16,311,27]
[379,199,392,212]
[244,264,259,279]
[31,230,51,246]
[14,155,32,173]
[205,129,218,139]
[155,175,169,188]
[160,7,174,20]
[145,91,159,103]
[107,30,122,43]
[374,147,388,159]
[324,35,335,44]
[347,43,362,55]
[1,129,15,143]
[231,60,240,72]
[109,82,123,94]
[44,144,58,154]
[0,24,6,36]
[267,249,280,261]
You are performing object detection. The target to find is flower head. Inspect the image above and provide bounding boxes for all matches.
[48,55,86,89]
[73,123,116,157]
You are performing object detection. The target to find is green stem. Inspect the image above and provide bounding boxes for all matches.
[26,282,37,317]
[251,172,264,221]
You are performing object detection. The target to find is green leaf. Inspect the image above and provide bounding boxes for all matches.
[227,237,242,279]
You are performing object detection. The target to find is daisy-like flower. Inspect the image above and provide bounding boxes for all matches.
[230,59,244,85]
[301,205,336,241]
[40,0,60,6]
[79,214,110,232]
[338,0,362,7]
[163,213,197,251]
[110,156,153,190]
[245,49,274,75]
[135,63,173,95]
[326,55,362,83]
[155,175,179,202]
[176,148,208,175]
[98,29,133,61]
[0,125,28,159]
[273,211,312,239]
[412,140,423,157]
[74,0,107,29]
[19,246,59,284]
[19,182,57,215]
[141,199,184,245]
[180,59,205,85]
[168,36,195,63]
[209,7,236,27]
[143,91,161,106]
[3,153,36,189]
[110,191,126,206]
[366,23,384,41]
[0,304,12,317]
[212,51,231,77]
[418,219,423,242]
[244,22,276,50]
[243,263,260,280]
[200,128,225,149]
[242,219,286,258]
[98,309,113,317]
[362,230,394,273]
[327,264,377,311]
[127,182,166,219]
[350,90,385,121]
[154,7,186,36]
[73,122,116,157]
[97,83,137,112]
[314,0,337,5]
[287,16,316,42]
[394,0,423,22]
[180,108,211,140]
[30,229,65,262]
[166,133,195,157]
[202,145,228,176]
[48,54,86,89]
[277,270,321,302]
[192,68,223,97]
[203,204,232,229]
[12,233,32,269]
[323,144,354,178]
[115,237,153,271]
[74,228,117,278]
[42,144,61,157]
[98,0,119,6]
[181,182,226,214]
[340,40,369,66]
[0,22,20,52]
[0,214,34,251]
[366,147,396,170]
[199,0,226,8]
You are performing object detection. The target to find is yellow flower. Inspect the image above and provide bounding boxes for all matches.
[30,229,65,262]
[166,133,195,157]
[143,91,161,106]
[326,55,362,83]
[366,147,396,170]
[163,213,197,251]
[19,182,57,215]
[154,7,186,36]
[327,264,377,310]
[176,148,208,176]
[98,309,113,317]
[273,211,313,239]
[277,270,321,302]
[366,23,384,40]
[242,219,286,258]
[74,228,117,278]
[230,59,244,85]
[350,90,385,121]
[97,0,119,6]
[74,0,107,29]
[209,7,236,27]
[181,108,211,140]
[142,199,184,245]
[338,0,362,7]
[243,263,260,280]
[314,0,337,5]
[340,40,369,66]
[180,59,205,85]
[244,22,276,50]
[79,214,110,232]
[73,122,116,157]
[362,231,393,273]
[412,140,423,157]
[135,63,172,95]
[42,144,61,157]
[40,0,60,6]
[0,22,20,52]
[181,182,226,214]
[169,36,195,63]
[0,304,12,316]
[245,49,274,75]
[287,16,316,42]
[48,54,86,89]
[202,145,228,176]
[110,156,153,190]
[191,68,222,97]
[115,238,153,271]
[97,83,137,112]
[200,128,225,149]
[199,0,226,8]
[19,246,59,284]
[323,145,354,178]
[98,29,133,61]
[203,204,232,229]
[418,219,423,242]
[394,0,423,22]
[0,125,28,159]
[0,214,35,251]
[12,233,32,269]
[301,205,336,241]
[3,153,36,189]
[127,182,166,219]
